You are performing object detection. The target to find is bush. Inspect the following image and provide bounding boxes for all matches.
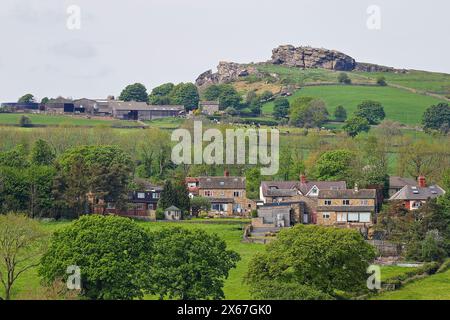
[251,210,258,218]
[155,207,165,220]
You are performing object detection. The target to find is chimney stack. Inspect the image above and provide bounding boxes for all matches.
[224,170,230,177]
[300,174,307,184]
[418,176,426,188]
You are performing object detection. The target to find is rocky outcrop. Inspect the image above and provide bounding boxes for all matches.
[196,62,260,87]
[196,45,408,87]
[270,45,356,71]
[355,62,408,73]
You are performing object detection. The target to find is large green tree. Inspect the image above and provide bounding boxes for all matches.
[289,97,329,128]
[56,145,133,216]
[343,116,370,137]
[312,149,354,182]
[169,83,200,111]
[422,103,450,133]
[18,94,35,103]
[245,225,376,299]
[39,215,153,300]
[119,83,149,102]
[30,139,55,166]
[148,227,240,300]
[273,98,290,120]
[354,100,385,125]
[148,83,175,105]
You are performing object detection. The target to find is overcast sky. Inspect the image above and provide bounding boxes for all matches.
[0,0,449,102]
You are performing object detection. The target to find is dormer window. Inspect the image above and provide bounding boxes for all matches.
[137,192,145,199]
[310,187,318,194]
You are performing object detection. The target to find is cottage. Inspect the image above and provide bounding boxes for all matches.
[199,101,219,115]
[316,185,377,228]
[186,171,255,216]
[389,176,445,210]
[260,175,346,223]
[164,206,182,221]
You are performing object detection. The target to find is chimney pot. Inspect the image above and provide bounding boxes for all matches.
[300,174,307,184]
[224,170,230,177]
[418,176,426,188]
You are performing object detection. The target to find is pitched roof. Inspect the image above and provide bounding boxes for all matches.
[389,176,417,188]
[389,185,445,201]
[261,180,346,197]
[318,189,377,199]
[198,176,245,189]
[133,178,163,191]
[165,206,180,211]
[110,101,150,111]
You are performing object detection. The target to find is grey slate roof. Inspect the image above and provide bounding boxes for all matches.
[261,180,346,197]
[198,176,246,189]
[318,189,377,199]
[389,185,445,201]
[110,101,150,111]
[266,189,298,197]
[389,176,417,188]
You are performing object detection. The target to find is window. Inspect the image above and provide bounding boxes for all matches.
[137,192,145,199]
[347,213,359,222]
[324,200,332,206]
[361,199,369,206]
[233,191,240,197]
[310,187,318,195]
[412,201,422,209]
[337,213,347,222]
[343,199,350,206]
[107,202,115,209]
[135,203,145,210]
[204,190,212,197]
[212,203,227,211]
[153,192,160,199]
[187,182,197,188]
[322,213,330,219]
[359,213,371,223]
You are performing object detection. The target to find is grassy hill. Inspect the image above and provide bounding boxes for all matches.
[262,85,443,125]
[228,64,450,126]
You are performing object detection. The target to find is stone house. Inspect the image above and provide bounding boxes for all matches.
[316,185,377,229]
[186,172,255,217]
[260,175,346,224]
[389,176,445,210]
[199,101,219,115]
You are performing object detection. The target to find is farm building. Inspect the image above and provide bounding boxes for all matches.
[110,101,185,120]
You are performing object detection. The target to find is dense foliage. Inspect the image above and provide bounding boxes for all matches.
[245,225,376,299]
[119,83,149,102]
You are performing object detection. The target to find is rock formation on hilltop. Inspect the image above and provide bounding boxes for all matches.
[195,44,406,87]
[270,45,356,71]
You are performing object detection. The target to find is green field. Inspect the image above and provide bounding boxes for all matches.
[0,113,141,127]
[373,269,450,300]
[7,220,264,300]
[262,85,443,125]
[379,265,419,281]
[354,70,450,97]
